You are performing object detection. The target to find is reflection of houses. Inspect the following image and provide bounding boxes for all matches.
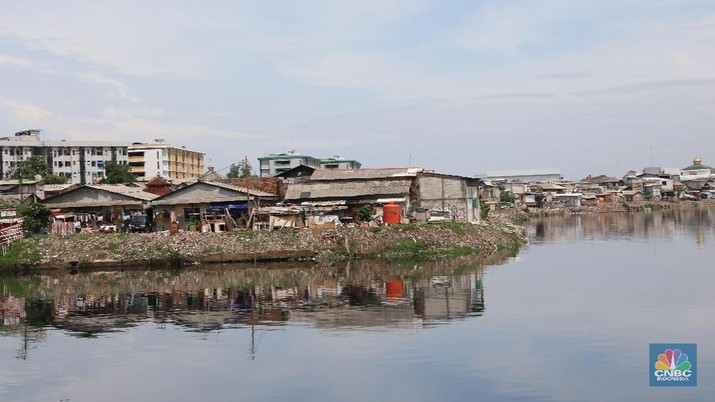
[413,272,485,319]
[1,263,490,338]
[149,180,278,231]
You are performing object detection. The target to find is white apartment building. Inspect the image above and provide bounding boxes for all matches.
[0,130,129,184]
[128,139,205,180]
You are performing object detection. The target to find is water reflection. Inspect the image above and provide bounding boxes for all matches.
[1,252,508,354]
[528,206,715,245]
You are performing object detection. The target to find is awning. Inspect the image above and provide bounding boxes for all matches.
[375,197,407,204]
[308,200,347,206]
[209,202,248,209]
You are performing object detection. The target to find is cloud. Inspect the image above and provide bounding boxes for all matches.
[79,72,143,102]
[531,71,593,80]
[0,99,54,121]
[0,54,35,68]
[1,1,715,176]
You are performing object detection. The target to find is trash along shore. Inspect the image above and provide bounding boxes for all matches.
[0,220,527,272]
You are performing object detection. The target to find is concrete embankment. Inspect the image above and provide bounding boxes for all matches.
[1,221,527,272]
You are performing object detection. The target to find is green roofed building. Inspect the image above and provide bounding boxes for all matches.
[258,151,361,177]
[680,157,715,181]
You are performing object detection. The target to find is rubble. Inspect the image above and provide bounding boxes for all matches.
[12,221,527,270]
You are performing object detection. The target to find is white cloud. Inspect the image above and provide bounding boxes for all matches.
[0,99,54,122]
[79,72,143,102]
[1,1,714,174]
[0,54,35,68]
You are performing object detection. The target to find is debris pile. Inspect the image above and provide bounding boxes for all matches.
[24,221,527,269]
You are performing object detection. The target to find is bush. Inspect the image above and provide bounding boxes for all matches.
[17,201,51,234]
[500,191,516,204]
[358,204,372,222]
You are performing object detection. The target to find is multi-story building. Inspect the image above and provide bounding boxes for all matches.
[258,151,321,177]
[258,151,361,177]
[128,139,205,181]
[320,155,362,170]
[0,129,129,184]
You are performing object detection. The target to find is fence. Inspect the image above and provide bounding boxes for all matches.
[0,223,24,255]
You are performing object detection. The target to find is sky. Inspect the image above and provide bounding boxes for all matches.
[1,0,714,180]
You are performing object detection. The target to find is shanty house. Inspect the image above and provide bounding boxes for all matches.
[40,184,158,233]
[149,180,278,231]
[284,168,414,225]
[283,167,480,224]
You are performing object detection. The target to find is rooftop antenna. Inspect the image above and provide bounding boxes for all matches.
[650,146,653,166]
[409,154,412,166]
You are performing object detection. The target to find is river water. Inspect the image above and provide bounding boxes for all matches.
[1,208,713,401]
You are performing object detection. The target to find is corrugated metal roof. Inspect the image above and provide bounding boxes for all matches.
[205,181,276,197]
[43,184,77,192]
[86,185,159,201]
[285,180,411,200]
[532,182,565,191]
[150,181,277,206]
[310,167,423,181]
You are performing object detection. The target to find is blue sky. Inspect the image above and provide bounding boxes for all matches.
[1,0,714,179]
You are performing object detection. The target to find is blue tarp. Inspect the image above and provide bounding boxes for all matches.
[209,202,248,209]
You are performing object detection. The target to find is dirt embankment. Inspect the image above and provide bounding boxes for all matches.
[5,221,527,271]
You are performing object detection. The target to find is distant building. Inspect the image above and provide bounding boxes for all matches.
[128,139,205,181]
[680,157,714,181]
[320,155,362,170]
[642,167,681,179]
[0,129,129,185]
[483,168,562,182]
[258,151,361,177]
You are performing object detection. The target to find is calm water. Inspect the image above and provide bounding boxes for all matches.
[1,208,714,402]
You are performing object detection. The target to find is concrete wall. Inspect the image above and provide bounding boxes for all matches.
[416,175,477,222]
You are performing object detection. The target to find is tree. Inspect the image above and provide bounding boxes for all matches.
[7,156,50,180]
[103,161,136,184]
[44,174,68,184]
[18,200,51,234]
[226,164,240,179]
[239,157,255,178]
[227,156,256,179]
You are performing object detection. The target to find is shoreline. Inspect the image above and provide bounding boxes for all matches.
[3,199,712,273]
[1,220,527,272]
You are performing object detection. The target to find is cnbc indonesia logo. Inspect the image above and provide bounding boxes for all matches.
[650,344,697,387]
